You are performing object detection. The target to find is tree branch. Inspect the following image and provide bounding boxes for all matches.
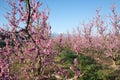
[26,0,31,30]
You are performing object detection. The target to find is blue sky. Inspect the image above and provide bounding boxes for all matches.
[0,0,120,33]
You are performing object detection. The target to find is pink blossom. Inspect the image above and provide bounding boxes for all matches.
[35,39,40,44]
[46,39,52,48]
[74,44,79,54]
[33,2,41,10]
[74,58,78,66]
[104,51,112,58]
[43,49,50,55]
[41,11,48,20]
[27,47,36,52]
[33,13,38,20]
[19,0,24,2]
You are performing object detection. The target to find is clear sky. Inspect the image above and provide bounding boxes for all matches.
[0,0,120,33]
